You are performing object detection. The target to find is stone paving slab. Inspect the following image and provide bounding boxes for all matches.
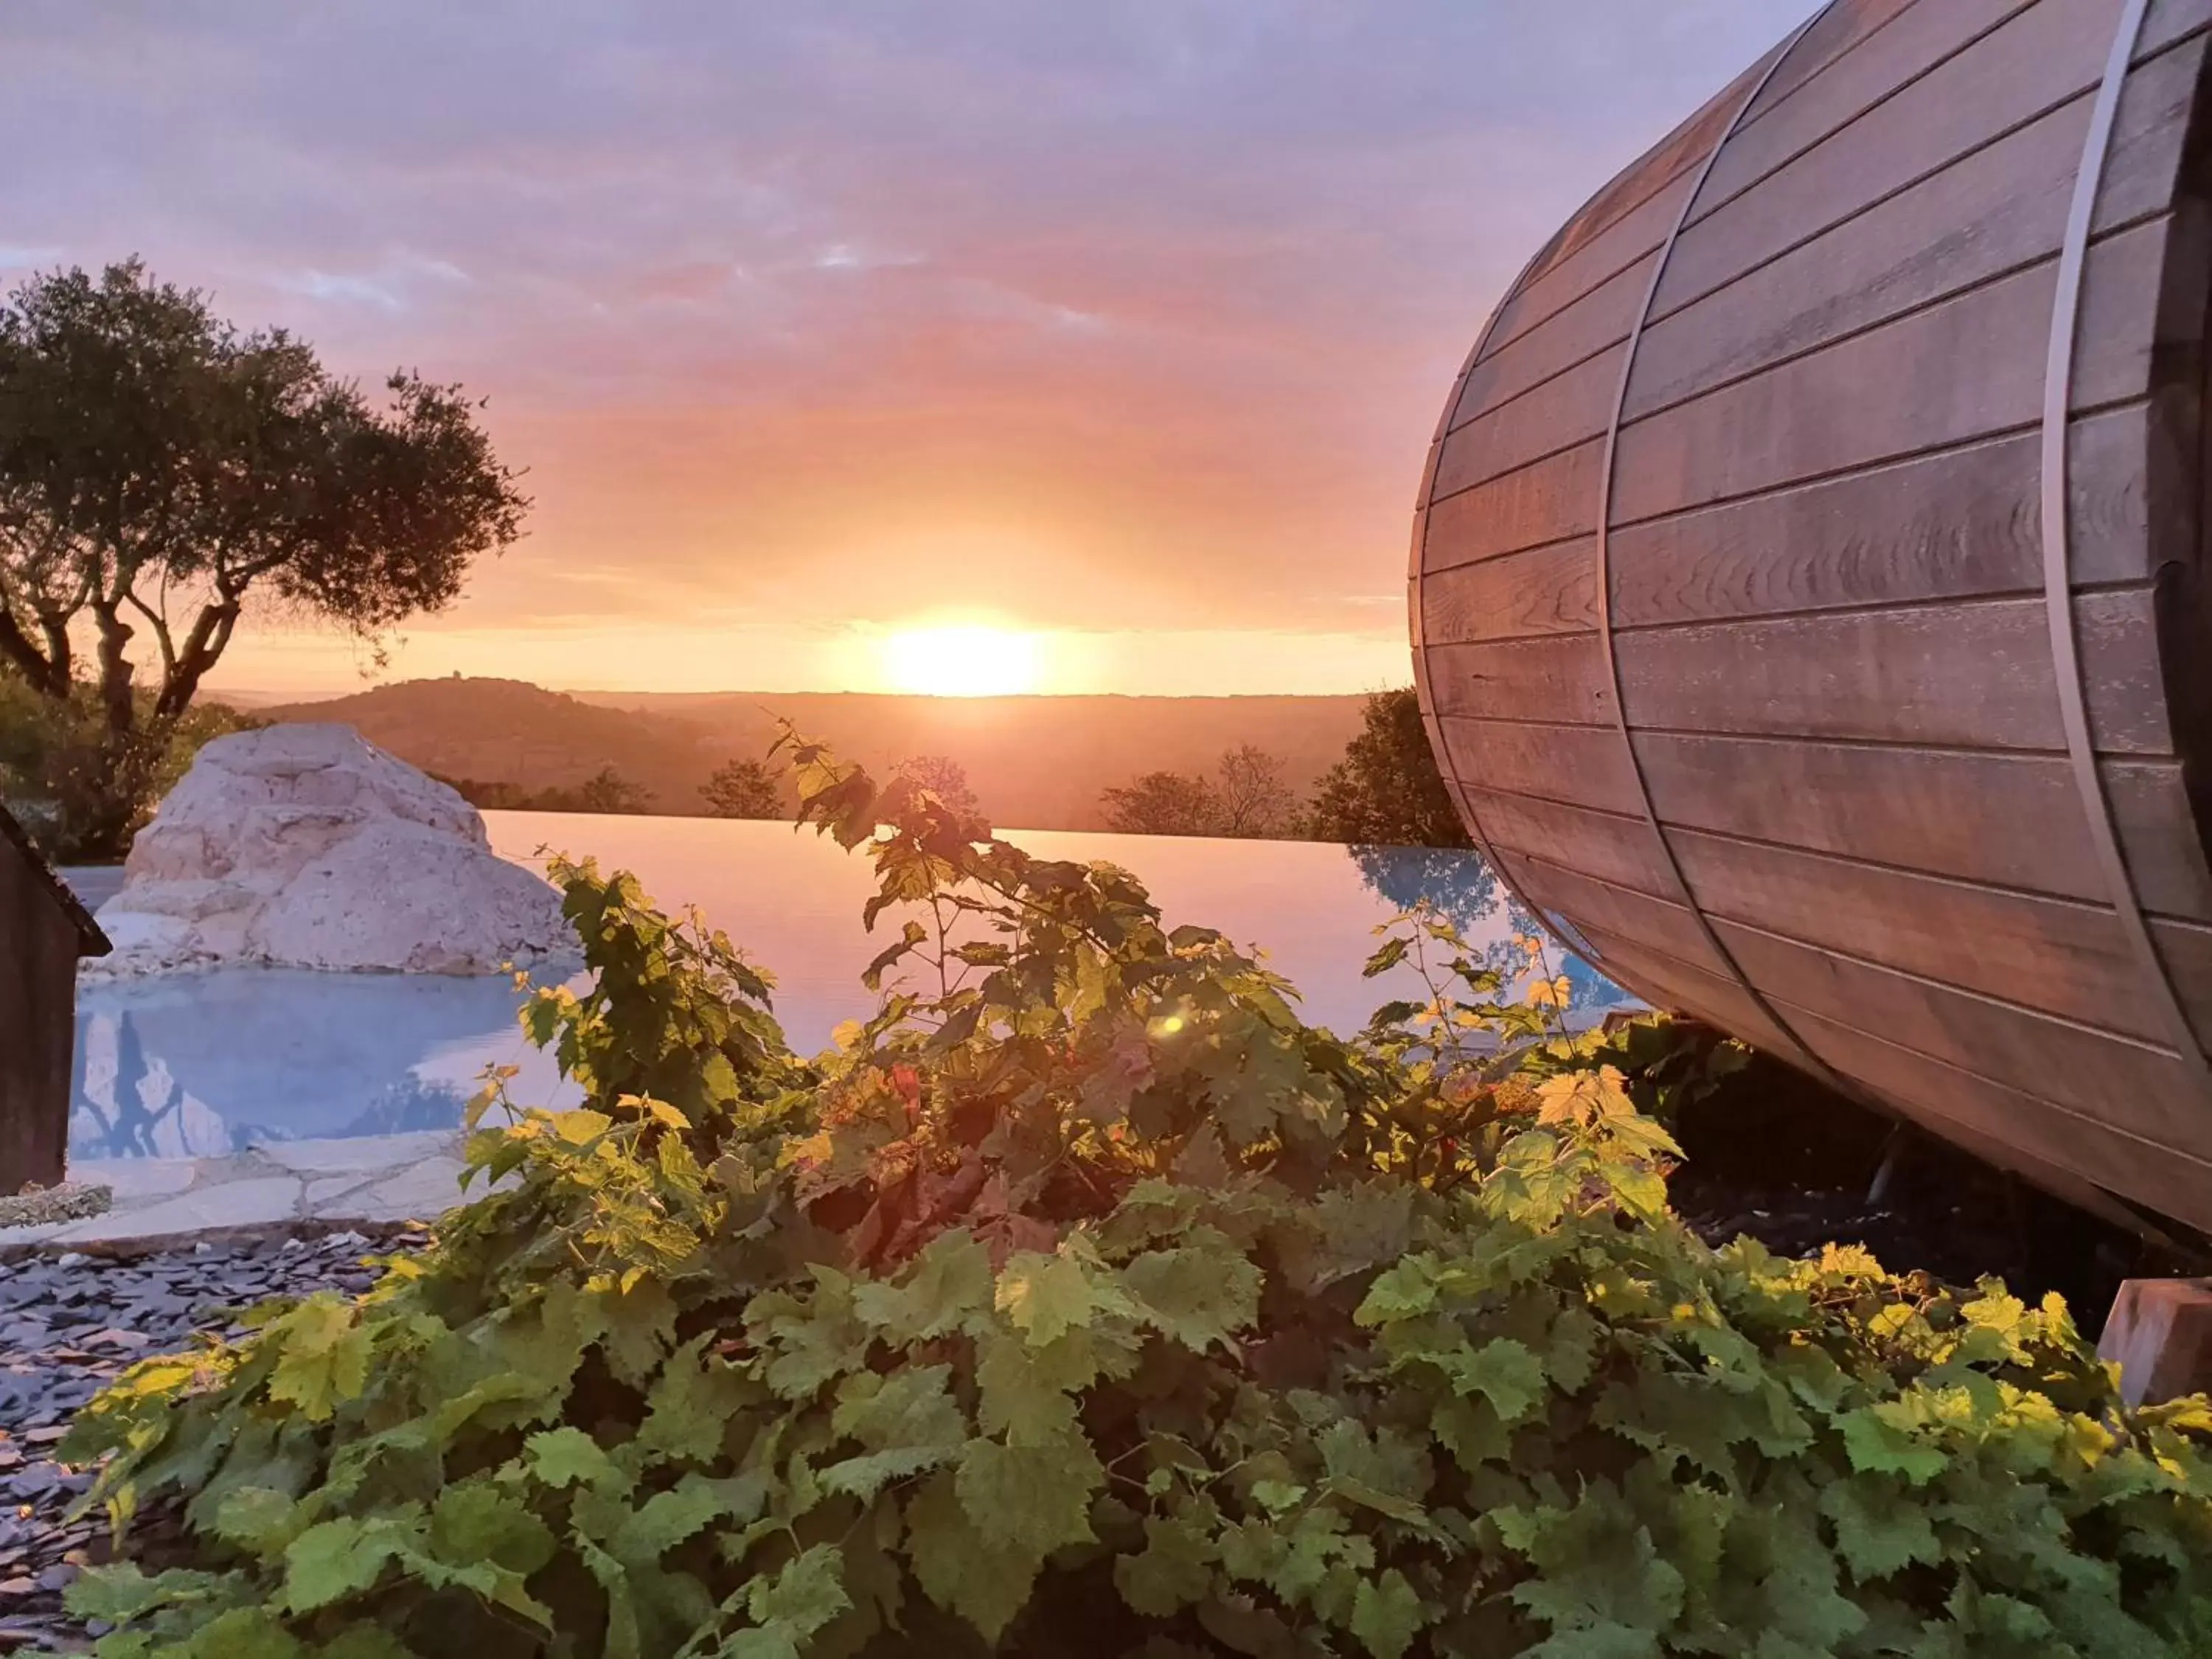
[0,1130,506,1252]
[0,1228,429,1649]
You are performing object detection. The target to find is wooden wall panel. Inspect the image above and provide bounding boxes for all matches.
[1453,252,1652,422]
[1433,348,1624,499]
[1606,406,2153,629]
[1668,827,2156,1040]
[1569,922,1815,1062]
[1636,734,2212,919]
[1494,848,1720,970]
[1635,88,2096,418]
[1637,734,2094,897]
[1465,787,1680,899]
[1736,0,1921,128]
[0,832,86,1193]
[2108,761,2212,916]
[1613,221,2163,527]
[1481,171,1696,361]
[1438,716,1643,818]
[1425,636,1613,726]
[1411,0,2212,1237]
[1781,1008,2212,1234]
[1615,589,2171,754]
[1420,540,1596,644]
[1714,919,2212,1152]
[1422,441,1603,570]
[1700,0,2038,216]
[1667,0,2135,318]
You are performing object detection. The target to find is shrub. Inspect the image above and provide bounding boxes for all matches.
[60,736,2212,1658]
[0,673,261,860]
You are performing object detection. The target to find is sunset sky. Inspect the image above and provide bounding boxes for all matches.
[2,1,1812,698]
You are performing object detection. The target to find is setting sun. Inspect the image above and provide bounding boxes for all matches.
[882,625,1043,697]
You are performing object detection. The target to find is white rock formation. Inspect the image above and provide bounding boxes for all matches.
[86,723,575,978]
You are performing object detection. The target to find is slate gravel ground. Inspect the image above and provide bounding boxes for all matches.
[0,1229,425,1654]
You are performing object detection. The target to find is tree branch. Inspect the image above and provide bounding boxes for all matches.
[153,597,240,720]
[122,585,178,683]
[0,602,64,695]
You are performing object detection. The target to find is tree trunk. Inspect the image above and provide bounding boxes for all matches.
[153,599,239,720]
[91,603,136,737]
[0,608,66,696]
[64,730,161,863]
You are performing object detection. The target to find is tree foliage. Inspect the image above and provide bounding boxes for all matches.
[445,767,652,815]
[0,669,260,860]
[1102,768,1219,836]
[1102,747,1297,840]
[1213,744,1297,838]
[891,755,981,824]
[700,758,787,821]
[60,737,2212,1658]
[1305,689,1469,849]
[0,258,527,856]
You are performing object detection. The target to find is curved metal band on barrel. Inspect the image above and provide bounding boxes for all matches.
[2045,0,2212,1090]
[1411,243,1570,953]
[1590,7,1856,1086]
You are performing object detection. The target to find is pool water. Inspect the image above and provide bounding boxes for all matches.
[69,816,1633,1160]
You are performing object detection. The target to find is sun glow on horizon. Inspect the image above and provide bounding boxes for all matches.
[881,625,1044,697]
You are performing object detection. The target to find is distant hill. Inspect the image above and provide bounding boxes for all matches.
[260,677,1375,832]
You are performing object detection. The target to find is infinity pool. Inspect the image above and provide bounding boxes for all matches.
[69,816,1632,1160]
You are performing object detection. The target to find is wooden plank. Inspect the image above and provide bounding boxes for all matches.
[1635,733,2212,918]
[1714,917,2212,1153]
[2147,916,2212,1052]
[1604,404,2154,627]
[2076,212,2202,409]
[1438,715,1640,818]
[1422,439,1604,570]
[2110,760,2212,918]
[1736,0,1922,128]
[1495,847,1719,969]
[1568,920,1815,1062]
[1610,220,2163,526]
[1483,169,1698,363]
[0,856,77,1194]
[1453,252,1652,426]
[1873,1090,2194,1239]
[1694,0,2086,226]
[1639,734,2088,894]
[1425,636,1613,728]
[1433,347,1624,498]
[1644,38,2212,412]
[1669,826,2159,1040]
[1778,1004,2212,1234]
[1615,588,2171,755]
[2098,1279,2212,1407]
[1420,540,1596,644]
[1467,786,1680,900]
[1642,86,2090,411]
[2143,0,2212,58]
[2099,27,2212,225]
[1669,0,2169,321]
[1491,47,1779,349]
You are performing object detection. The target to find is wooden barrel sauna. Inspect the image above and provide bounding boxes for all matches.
[1410,0,2212,1237]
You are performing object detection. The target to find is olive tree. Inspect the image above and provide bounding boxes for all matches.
[0,258,527,855]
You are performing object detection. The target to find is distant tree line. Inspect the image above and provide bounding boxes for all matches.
[437,767,654,815]
[1097,689,1470,849]
[439,751,984,827]
[435,692,1472,851]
